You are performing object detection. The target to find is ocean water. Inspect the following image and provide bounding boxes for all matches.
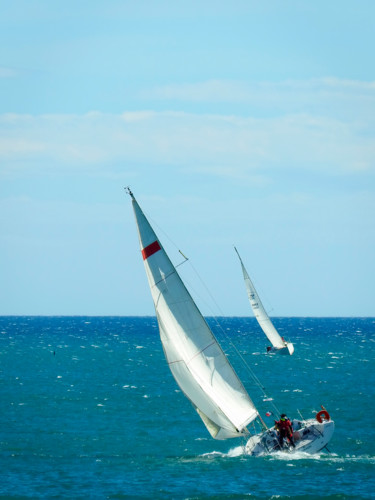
[0,316,374,499]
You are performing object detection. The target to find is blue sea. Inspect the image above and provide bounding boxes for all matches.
[1,316,374,499]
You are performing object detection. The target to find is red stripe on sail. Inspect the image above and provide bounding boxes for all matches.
[142,241,161,260]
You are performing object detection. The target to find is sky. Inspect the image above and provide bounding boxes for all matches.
[1,1,374,317]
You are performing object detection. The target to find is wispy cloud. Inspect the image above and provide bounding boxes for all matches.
[0,111,373,181]
[0,67,17,78]
[142,78,375,121]
[144,77,375,101]
[1,78,374,181]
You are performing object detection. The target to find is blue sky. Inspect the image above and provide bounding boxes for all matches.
[1,1,374,316]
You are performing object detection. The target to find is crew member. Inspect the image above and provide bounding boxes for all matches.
[275,414,295,448]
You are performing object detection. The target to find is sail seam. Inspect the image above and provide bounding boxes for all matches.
[188,341,216,363]
[166,341,216,365]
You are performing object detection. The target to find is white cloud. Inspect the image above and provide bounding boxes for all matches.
[1,77,374,180]
[121,111,156,122]
[142,78,375,122]
[144,77,375,100]
[0,67,17,78]
[0,138,46,156]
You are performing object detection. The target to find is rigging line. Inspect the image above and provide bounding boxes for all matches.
[151,269,177,287]
[142,209,191,268]
[185,259,280,418]
[219,335,281,419]
[144,212,278,416]
[184,259,225,315]
[142,207,183,252]
[175,250,189,268]
[187,263,268,392]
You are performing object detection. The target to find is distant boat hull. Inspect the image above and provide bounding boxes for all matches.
[268,342,294,355]
[245,419,334,456]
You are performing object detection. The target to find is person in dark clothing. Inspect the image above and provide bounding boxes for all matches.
[275,414,295,448]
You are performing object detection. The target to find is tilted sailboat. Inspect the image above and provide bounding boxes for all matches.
[127,188,334,455]
[234,247,294,355]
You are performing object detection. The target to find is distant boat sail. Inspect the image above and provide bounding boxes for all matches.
[234,247,294,356]
[127,188,334,455]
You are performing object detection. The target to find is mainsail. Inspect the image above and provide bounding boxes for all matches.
[234,247,288,351]
[129,190,259,439]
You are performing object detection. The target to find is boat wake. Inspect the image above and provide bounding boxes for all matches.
[202,446,333,460]
[202,447,375,464]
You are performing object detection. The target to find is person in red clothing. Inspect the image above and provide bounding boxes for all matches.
[275,414,295,448]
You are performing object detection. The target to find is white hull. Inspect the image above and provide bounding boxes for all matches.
[280,342,294,355]
[268,342,294,355]
[245,418,334,456]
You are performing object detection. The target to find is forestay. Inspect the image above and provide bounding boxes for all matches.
[131,194,259,439]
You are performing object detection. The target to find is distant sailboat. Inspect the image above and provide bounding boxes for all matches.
[127,188,333,456]
[234,247,294,356]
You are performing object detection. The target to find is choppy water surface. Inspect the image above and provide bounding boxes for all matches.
[0,316,374,499]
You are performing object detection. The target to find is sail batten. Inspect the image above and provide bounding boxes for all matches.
[131,197,258,439]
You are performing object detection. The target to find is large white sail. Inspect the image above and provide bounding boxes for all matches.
[234,247,287,350]
[130,191,259,439]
